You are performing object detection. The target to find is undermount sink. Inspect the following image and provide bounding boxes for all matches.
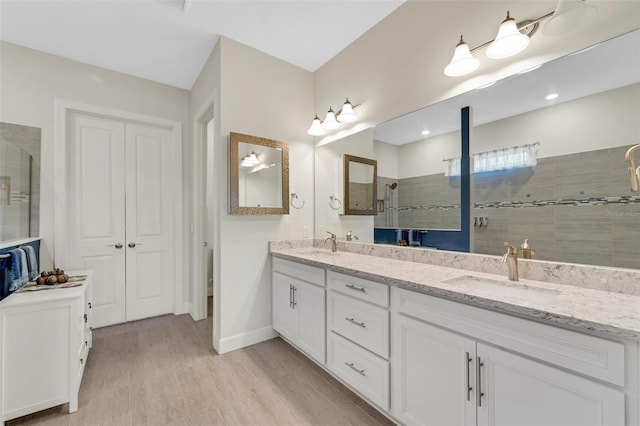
[442,275,560,304]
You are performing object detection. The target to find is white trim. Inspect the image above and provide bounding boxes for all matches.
[216,326,278,354]
[53,98,185,315]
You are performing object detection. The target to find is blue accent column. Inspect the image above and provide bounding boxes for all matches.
[460,106,471,252]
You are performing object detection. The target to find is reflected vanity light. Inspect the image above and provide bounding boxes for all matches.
[307,98,360,136]
[444,1,598,77]
[240,151,259,167]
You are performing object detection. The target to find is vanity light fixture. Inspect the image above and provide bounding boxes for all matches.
[443,1,598,77]
[307,97,360,135]
[240,151,259,167]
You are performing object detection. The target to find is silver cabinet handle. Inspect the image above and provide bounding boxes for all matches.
[345,317,366,328]
[345,362,366,376]
[108,243,123,249]
[345,283,366,293]
[289,284,293,308]
[476,356,484,407]
[291,285,297,308]
[465,352,473,401]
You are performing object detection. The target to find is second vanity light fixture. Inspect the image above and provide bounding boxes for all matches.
[444,1,598,77]
[307,97,358,136]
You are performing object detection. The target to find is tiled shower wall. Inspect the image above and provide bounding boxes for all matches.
[375,174,460,230]
[474,144,639,269]
[376,144,639,269]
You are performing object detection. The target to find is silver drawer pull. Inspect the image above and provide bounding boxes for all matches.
[345,362,366,376]
[345,317,366,328]
[345,283,366,293]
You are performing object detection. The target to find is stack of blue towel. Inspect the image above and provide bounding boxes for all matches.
[1,246,39,296]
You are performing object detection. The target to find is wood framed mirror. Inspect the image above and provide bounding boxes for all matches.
[229,132,289,215]
[344,154,377,215]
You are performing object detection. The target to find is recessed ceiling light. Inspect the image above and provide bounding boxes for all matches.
[421,130,431,135]
[546,93,559,100]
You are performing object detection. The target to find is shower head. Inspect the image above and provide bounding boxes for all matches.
[386,182,398,190]
[625,144,640,192]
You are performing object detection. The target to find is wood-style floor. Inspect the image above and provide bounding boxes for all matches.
[7,308,394,425]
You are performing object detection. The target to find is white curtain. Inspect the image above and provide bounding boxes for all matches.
[444,157,461,177]
[445,142,540,176]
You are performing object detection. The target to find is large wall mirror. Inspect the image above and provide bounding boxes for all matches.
[0,122,41,243]
[367,29,639,270]
[229,132,289,215]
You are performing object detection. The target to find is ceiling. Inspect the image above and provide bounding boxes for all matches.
[374,29,640,146]
[0,0,405,90]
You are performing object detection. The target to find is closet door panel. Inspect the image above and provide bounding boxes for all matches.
[125,123,175,321]
[68,114,126,327]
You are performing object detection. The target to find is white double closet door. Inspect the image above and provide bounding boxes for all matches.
[68,113,176,328]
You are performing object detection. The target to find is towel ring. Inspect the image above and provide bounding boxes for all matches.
[329,195,342,210]
[290,193,305,209]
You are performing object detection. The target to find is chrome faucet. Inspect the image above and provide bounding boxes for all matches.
[346,230,359,242]
[324,231,337,252]
[501,242,519,281]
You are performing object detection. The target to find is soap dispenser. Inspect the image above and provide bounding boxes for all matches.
[521,239,537,259]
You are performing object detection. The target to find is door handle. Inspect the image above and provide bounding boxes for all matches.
[108,243,123,249]
[128,242,142,248]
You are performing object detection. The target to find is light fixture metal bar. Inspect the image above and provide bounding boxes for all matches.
[469,10,554,53]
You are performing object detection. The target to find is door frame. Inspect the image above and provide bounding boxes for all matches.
[191,103,214,321]
[54,99,186,315]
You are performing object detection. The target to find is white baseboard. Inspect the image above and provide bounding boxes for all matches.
[175,302,190,316]
[217,326,278,354]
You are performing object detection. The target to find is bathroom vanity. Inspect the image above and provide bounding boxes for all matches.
[0,271,93,424]
[271,241,640,426]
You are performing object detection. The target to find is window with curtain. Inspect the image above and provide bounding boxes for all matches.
[444,142,540,176]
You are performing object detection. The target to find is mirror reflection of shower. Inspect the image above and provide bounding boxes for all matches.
[385,182,398,227]
[625,144,640,192]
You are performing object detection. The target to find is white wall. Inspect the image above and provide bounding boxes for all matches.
[314,1,640,141]
[0,42,191,281]
[473,84,640,159]
[397,131,461,178]
[373,140,398,179]
[215,37,315,353]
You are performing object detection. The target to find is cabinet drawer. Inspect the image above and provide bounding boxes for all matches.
[394,287,626,386]
[328,271,388,307]
[328,291,389,359]
[273,257,325,287]
[327,332,389,411]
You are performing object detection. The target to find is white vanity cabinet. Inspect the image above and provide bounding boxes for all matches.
[272,258,326,364]
[0,272,93,423]
[391,287,626,426]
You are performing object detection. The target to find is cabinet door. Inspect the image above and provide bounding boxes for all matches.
[476,343,625,426]
[272,273,296,342]
[391,314,477,426]
[294,280,326,365]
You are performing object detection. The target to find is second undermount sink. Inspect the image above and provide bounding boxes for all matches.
[442,275,561,304]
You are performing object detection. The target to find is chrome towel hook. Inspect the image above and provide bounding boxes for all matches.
[290,193,305,209]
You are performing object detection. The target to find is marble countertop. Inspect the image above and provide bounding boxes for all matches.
[270,246,640,340]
